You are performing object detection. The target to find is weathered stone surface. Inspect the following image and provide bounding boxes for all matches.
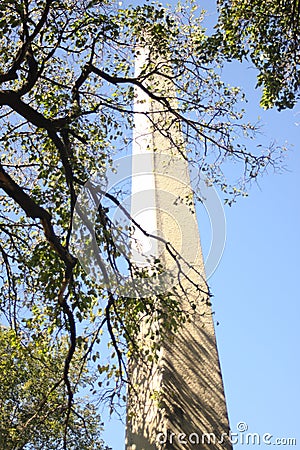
[126,46,232,450]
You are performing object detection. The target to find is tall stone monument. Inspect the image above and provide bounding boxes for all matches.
[126,45,232,450]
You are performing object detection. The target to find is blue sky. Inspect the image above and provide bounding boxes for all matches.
[204,4,300,446]
[102,2,300,448]
[211,68,300,448]
[210,80,300,448]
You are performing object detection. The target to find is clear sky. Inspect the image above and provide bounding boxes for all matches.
[210,68,300,449]
[202,2,300,447]
[102,2,300,448]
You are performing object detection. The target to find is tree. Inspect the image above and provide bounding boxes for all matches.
[0,326,106,449]
[0,0,286,447]
[211,0,300,110]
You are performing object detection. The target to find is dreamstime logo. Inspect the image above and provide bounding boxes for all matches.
[71,153,226,298]
[156,422,297,447]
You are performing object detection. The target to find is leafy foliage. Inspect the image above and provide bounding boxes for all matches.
[212,0,300,109]
[0,327,106,449]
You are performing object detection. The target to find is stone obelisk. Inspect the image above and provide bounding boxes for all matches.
[126,45,232,450]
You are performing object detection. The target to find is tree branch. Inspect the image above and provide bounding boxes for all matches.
[0,163,76,268]
[0,0,54,84]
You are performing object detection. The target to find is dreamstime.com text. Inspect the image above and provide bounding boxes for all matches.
[156,422,297,446]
